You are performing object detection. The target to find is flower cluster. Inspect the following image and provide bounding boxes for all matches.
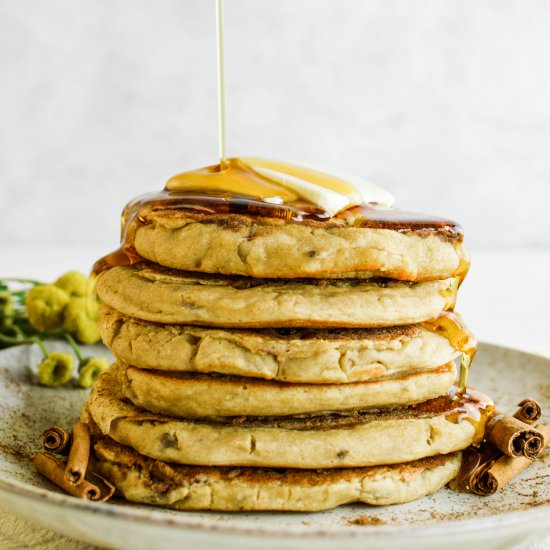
[0,272,108,388]
[26,271,100,343]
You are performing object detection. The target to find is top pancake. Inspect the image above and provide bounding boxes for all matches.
[132,209,468,281]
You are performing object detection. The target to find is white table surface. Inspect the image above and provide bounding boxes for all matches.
[1,245,549,549]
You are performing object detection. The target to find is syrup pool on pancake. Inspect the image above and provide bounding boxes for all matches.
[93,157,467,275]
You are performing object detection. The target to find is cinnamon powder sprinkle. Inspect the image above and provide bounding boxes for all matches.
[346,515,387,526]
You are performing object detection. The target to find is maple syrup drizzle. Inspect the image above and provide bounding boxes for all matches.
[216,0,227,169]
[421,311,477,392]
[92,159,467,276]
[92,1,489,495]
[437,278,460,312]
[93,0,470,283]
[448,445,496,493]
[454,247,471,286]
[412,387,494,446]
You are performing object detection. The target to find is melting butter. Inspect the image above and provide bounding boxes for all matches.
[166,157,394,216]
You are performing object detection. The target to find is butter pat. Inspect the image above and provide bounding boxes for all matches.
[243,157,395,215]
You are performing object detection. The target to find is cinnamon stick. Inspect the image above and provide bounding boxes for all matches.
[85,471,116,502]
[451,398,548,495]
[32,452,114,502]
[513,398,542,425]
[486,414,545,459]
[65,422,91,484]
[41,426,72,455]
[473,422,550,495]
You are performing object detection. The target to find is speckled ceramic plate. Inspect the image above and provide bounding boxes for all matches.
[0,342,549,550]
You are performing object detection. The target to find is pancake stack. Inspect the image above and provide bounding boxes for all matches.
[85,200,493,511]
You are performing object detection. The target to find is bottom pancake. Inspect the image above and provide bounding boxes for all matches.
[93,437,461,511]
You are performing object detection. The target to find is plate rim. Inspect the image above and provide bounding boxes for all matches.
[1,473,549,541]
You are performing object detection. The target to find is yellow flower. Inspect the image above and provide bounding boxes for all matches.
[0,291,14,326]
[54,271,91,298]
[78,357,109,388]
[26,285,69,331]
[63,297,100,344]
[37,352,75,387]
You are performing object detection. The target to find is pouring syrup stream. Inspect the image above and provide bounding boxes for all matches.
[216,0,227,169]
[92,2,472,392]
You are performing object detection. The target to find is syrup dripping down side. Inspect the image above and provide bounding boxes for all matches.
[421,311,477,392]
[412,388,494,447]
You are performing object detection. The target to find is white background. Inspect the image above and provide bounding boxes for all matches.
[0,3,550,545]
[1,0,549,349]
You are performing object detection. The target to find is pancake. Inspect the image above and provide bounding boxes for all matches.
[86,368,492,469]
[99,305,460,383]
[133,209,468,281]
[92,437,462,511]
[117,361,457,417]
[95,264,458,328]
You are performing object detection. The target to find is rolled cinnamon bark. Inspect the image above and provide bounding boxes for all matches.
[85,471,116,502]
[469,460,497,496]
[448,446,494,493]
[32,452,114,502]
[487,415,545,459]
[65,422,91,484]
[473,422,550,496]
[513,398,542,425]
[41,426,71,455]
[522,434,544,458]
[451,398,547,495]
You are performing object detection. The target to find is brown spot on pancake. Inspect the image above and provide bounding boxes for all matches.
[160,432,179,450]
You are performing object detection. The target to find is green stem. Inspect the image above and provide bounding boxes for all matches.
[32,336,49,357]
[64,332,84,362]
[0,277,43,286]
[12,325,24,339]
[0,333,34,346]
